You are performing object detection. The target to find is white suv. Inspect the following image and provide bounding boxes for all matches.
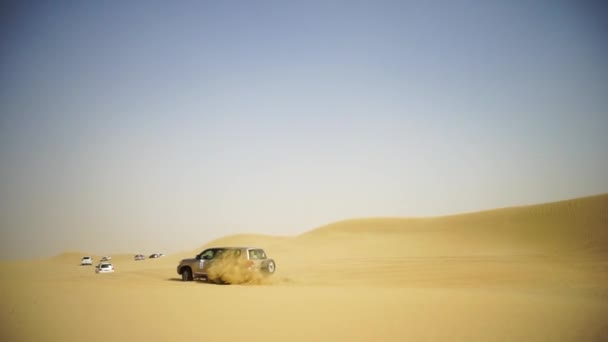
[81,256,93,266]
[95,262,115,273]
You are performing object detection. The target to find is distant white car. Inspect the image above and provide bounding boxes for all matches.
[95,262,115,273]
[101,256,111,261]
[81,256,93,266]
[134,254,145,261]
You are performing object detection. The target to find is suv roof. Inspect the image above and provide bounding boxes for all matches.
[206,246,264,250]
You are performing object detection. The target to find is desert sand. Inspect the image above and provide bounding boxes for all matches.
[2,194,607,341]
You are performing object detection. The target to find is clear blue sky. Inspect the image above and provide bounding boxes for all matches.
[1,0,607,258]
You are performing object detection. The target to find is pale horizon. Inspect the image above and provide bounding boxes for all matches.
[1,1,607,259]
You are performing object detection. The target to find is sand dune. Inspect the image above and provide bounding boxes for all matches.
[2,194,607,341]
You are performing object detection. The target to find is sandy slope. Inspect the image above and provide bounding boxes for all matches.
[1,194,607,341]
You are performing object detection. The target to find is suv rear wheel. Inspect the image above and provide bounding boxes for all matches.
[263,260,276,274]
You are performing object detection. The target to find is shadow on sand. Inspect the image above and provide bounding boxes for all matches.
[165,277,228,285]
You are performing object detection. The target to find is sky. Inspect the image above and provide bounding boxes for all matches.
[1,0,607,259]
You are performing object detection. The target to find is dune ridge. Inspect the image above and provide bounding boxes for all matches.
[45,193,608,262]
[297,193,608,254]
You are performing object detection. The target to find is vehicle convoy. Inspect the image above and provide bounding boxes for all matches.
[177,247,276,284]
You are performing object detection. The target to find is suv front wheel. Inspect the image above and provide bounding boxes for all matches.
[181,267,193,281]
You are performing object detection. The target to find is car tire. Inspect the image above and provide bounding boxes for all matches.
[181,268,193,281]
[263,260,276,274]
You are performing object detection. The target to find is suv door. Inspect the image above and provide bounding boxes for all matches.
[196,248,224,274]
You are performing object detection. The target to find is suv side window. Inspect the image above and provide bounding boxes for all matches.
[200,249,215,260]
[214,249,225,259]
[248,249,267,260]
